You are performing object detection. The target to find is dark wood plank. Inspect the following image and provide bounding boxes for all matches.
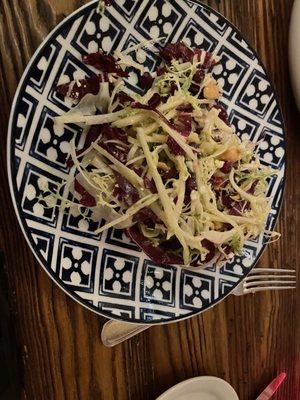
[0,1,299,399]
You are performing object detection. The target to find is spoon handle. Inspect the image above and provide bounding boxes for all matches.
[101,320,150,347]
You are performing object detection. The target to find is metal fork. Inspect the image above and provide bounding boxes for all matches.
[101,268,296,347]
[232,268,296,295]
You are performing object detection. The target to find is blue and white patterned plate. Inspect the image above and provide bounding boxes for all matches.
[7,0,285,324]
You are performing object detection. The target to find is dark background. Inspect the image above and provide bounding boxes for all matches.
[0,1,299,399]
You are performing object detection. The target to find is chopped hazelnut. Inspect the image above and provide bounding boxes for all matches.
[203,83,220,100]
[220,147,241,162]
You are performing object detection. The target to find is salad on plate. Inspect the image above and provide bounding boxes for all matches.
[46,40,278,267]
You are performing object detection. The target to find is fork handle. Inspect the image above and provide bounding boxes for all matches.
[101,320,149,347]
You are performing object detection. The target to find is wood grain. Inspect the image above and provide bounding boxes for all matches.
[0,1,299,399]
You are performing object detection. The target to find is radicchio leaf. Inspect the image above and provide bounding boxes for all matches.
[148,93,161,108]
[113,172,139,206]
[117,92,134,105]
[193,48,202,61]
[139,72,154,90]
[201,239,216,263]
[214,104,230,125]
[184,176,197,204]
[126,225,184,265]
[82,51,128,77]
[161,236,181,251]
[67,124,128,168]
[220,192,234,209]
[167,136,185,156]
[102,143,127,163]
[210,175,227,188]
[222,244,233,255]
[156,66,167,76]
[132,167,143,177]
[220,161,233,174]
[174,112,192,136]
[247,180,259,195]
[202,52,214,69]
[159,42,194,63]
[160,166,178,183]
[193,68,205,83]
[85,125,103,147]
[189,83,201,95]
[169,81,177,95]
[134,207,160,228]
[56,75,102,102]
[101,124,128,144]
[189,68,205,95]
[143,176,157,193]
[74,179,97,207]
[190,239,216,266]
[176,104,194,112]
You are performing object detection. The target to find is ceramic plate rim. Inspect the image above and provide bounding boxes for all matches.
[7,0,286,324]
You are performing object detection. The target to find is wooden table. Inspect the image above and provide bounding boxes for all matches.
[0,1,299,399]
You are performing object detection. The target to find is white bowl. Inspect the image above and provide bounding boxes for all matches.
[156,376,239,400]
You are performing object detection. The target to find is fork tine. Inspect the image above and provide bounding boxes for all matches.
[248,268,296,274]
[246,274,297,281]
[245,286,296,293]
[245,280,296,288]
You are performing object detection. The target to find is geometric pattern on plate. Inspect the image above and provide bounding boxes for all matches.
[7,0,285,323]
